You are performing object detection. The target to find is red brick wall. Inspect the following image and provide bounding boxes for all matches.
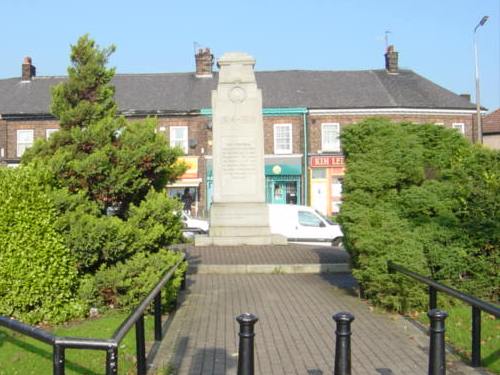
[263,116,303,155]
[0,120,7,164]
[307,113,474,153]
[3,119,59,161]
[156,116,211,216]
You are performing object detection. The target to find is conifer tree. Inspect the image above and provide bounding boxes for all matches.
[50,34,117,129]
[23,35,185,215]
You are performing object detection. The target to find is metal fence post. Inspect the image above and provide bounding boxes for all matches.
[333,312,355,375]
[236,313,258,375]
[136,314,147,375]
[429,286,437,310]
[428,309,448,375]
[106,346,118,375]
[154,292,162,341]
[471,306,481,367]
[181,270,187,290]
[53,344,65,375]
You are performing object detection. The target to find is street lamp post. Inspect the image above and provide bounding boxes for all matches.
[474,16,488,144]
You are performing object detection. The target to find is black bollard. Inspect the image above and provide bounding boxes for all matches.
[428,309,448,375]
[333,312,355,375]
[236,313,259,375]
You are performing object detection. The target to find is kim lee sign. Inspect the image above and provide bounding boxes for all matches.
[310,156,345,168]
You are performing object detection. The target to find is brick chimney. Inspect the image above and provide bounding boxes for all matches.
[460,93,471,102]
[384,45,398,74]
[195,48,214,78]
[22,56,36,81]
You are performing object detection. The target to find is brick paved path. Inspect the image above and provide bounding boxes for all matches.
[183,244,349,266]
[153,245,480,375]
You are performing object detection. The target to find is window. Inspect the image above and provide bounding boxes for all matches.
[452,123,465,135]
[312,168,327,179]
[17,129,34,157]
[46,128,58,139]
[298,211,323,227]
[170,126,188,154]
[321,123,340,151]
[274,124,292,154]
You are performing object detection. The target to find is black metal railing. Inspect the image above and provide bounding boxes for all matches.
[388,261,500,368]
[0,253,186,375]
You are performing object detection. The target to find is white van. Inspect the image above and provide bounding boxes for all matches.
[268,204,343,247]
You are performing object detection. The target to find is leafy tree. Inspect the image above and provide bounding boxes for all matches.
[339,118,499,312]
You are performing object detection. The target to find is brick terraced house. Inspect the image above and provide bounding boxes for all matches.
[483,108,500,149]
[0,47,480,216]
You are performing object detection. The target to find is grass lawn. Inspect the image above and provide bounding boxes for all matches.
[417,303,499,374]
[0,310,170,375]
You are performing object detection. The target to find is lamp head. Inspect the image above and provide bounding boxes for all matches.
[475,16,489,32]
[479,16,489,26]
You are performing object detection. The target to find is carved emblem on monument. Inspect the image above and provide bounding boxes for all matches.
[229,86,247,103]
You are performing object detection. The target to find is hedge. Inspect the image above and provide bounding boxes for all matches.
[0,166,83,323]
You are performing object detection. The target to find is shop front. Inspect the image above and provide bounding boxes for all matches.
[167,156,202,216]
[205,158,303,210]
[309,155,345,216]
[265,160,302,205]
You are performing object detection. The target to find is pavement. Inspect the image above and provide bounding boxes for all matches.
[152,244,486,375]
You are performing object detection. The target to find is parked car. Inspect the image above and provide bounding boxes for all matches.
[268,204,343,247]
[181,212,209,238]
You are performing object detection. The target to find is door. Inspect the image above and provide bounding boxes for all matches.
[267,179,299,205]
[311,181,327,215]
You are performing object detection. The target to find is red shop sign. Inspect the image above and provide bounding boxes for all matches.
[310,156,345,167]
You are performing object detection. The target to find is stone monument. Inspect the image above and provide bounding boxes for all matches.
[195,52,286,246]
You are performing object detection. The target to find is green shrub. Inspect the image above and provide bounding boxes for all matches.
[81,249,186,310]
[52,189,184,273]
[0,166,83,324]
[59,210,137,272]
[126,189,185,253]
[339,118,499,312]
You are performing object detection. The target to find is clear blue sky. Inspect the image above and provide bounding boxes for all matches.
[2,0,499,111]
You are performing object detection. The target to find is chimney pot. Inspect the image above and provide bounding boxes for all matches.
[385,45,399,74]
[195,48,214,78]
[22,56,36,81]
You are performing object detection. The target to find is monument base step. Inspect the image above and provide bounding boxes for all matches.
[209,226,271,237]
[195,234,287,246]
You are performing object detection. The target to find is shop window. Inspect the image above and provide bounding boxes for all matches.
[46,128,58,139]
[274,124,292,154]
[298,211,322,227]
[170,126,188,154]
[312,168,327,179]
[452,123,465,135]
[331,177,343,197]
[16,129,34,157]
[321,123,340,151]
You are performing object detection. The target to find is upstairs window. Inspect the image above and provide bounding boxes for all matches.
[17,129,34,157]
[321,123,340,152]
[170,126,188,154]
[46,128,59,139]
[274,124,292,154]
[452,123,465,135]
